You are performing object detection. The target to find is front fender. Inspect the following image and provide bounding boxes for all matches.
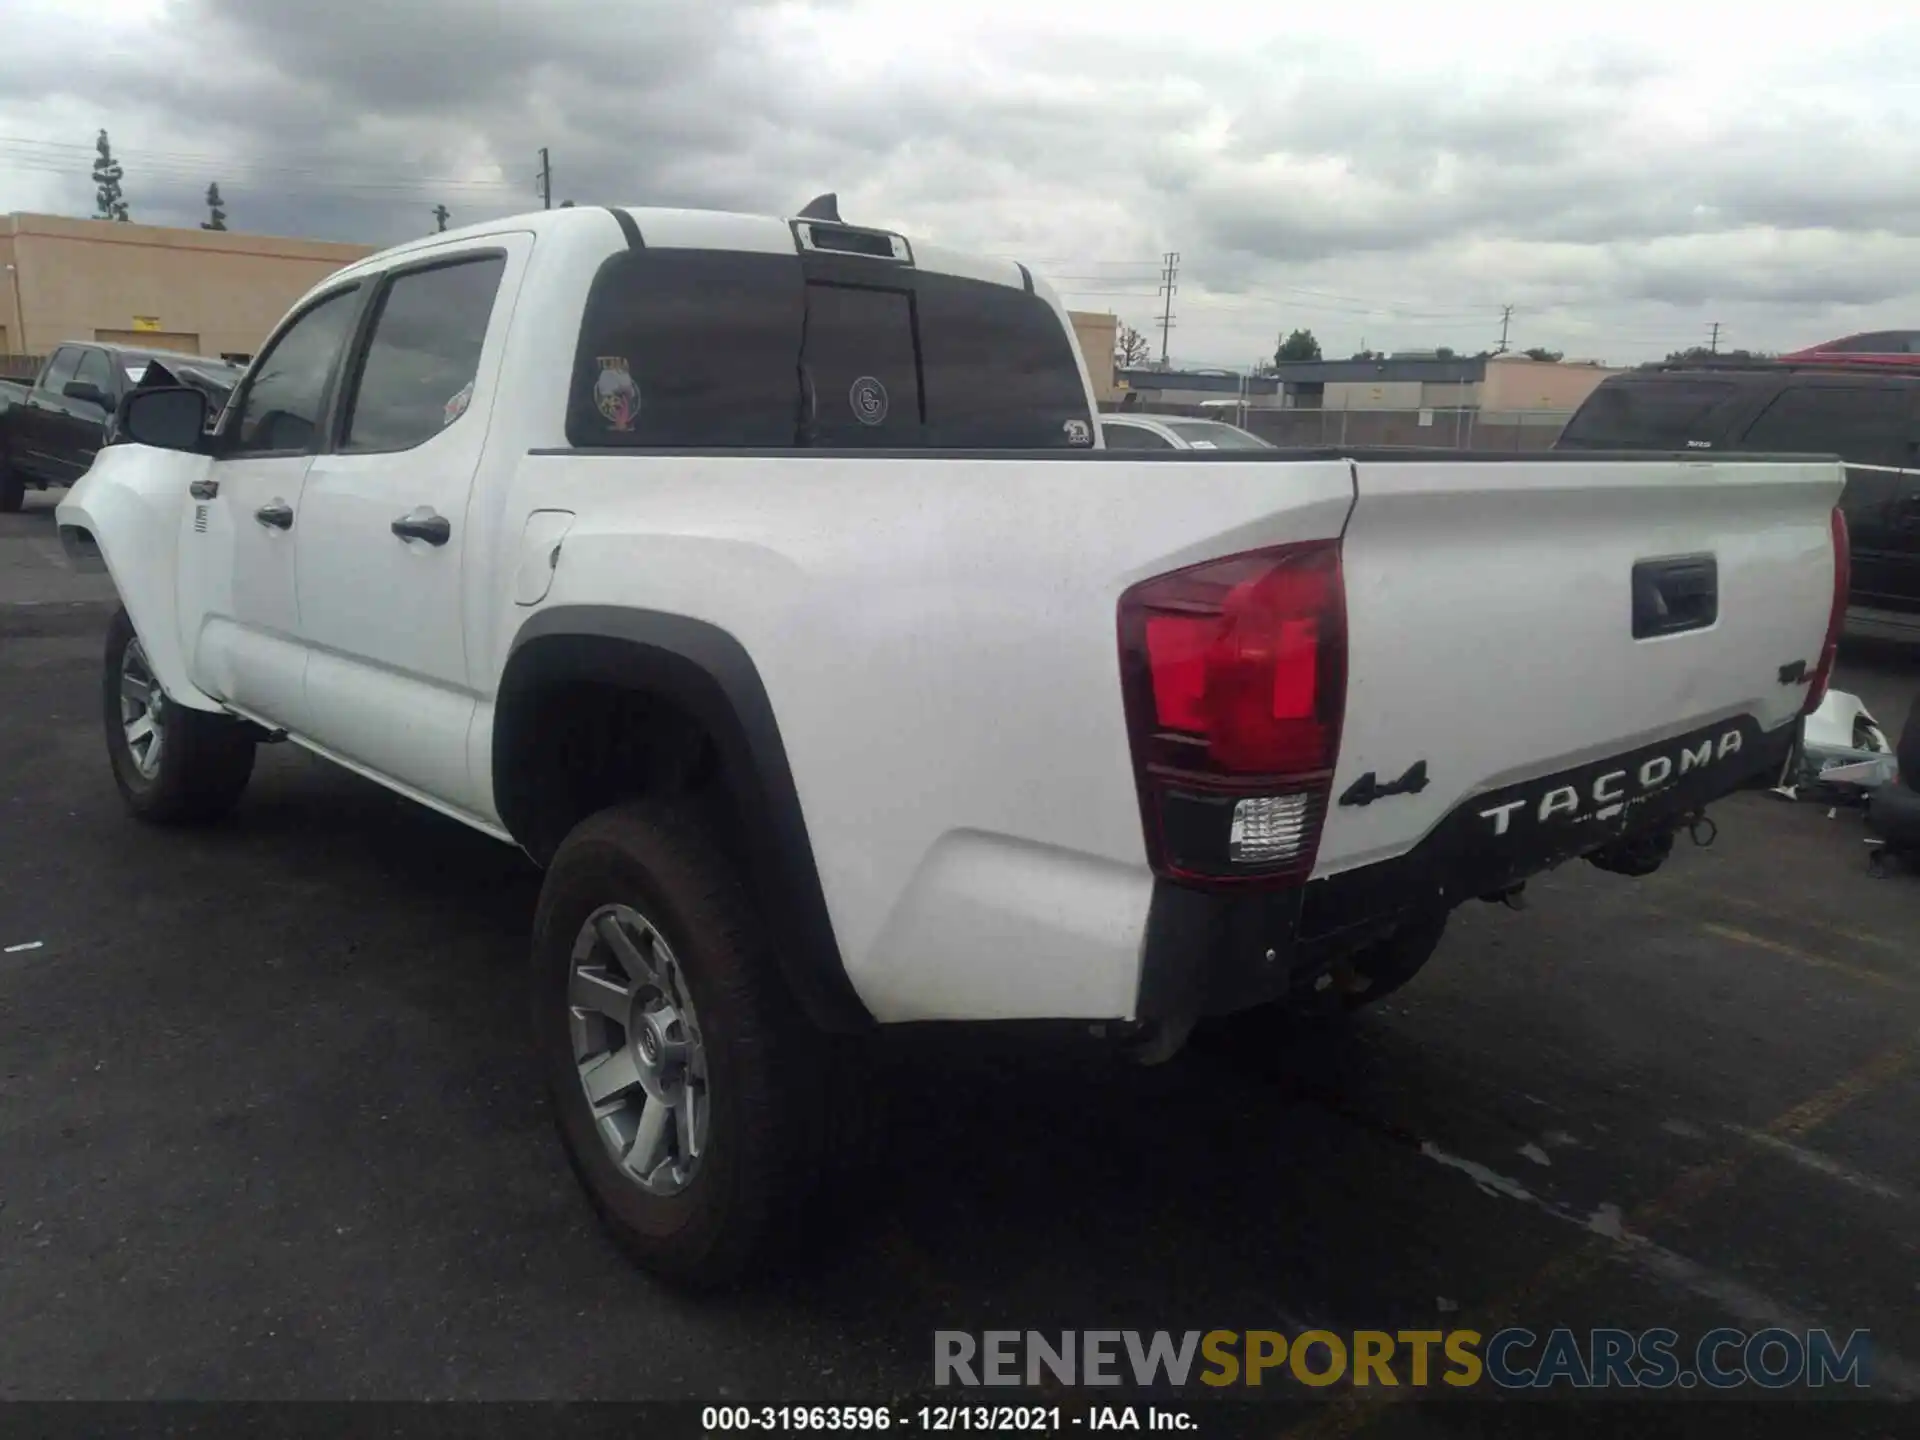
[55,445,224,713]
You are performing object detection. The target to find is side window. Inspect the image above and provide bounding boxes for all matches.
[568,249,804,447]
[72,349,116,408]
[800,283,921,446]
[915,273,1094,448]
[342,255,506,453]
[228,287,361,457]
[1738,386,1906,467]
[39,347,82,396]
[1103,423,1172,449]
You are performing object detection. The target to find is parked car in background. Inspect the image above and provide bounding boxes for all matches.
[0,342,244,511]
[1556,362,1920,644]
[1100,413,1273,450]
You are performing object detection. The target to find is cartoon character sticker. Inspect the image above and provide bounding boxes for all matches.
[442,380,474,428]
[849,376,889,427]
[1062,418,1092,447]
[594,356,642,432]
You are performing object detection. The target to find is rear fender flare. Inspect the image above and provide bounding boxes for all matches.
[495,605,871,1033]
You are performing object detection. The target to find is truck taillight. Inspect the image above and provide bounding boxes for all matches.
[1802,506,1850,717]
[1117,541,1347,886]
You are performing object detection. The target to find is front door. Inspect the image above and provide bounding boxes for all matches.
[295,245,516,815]
[176,283,367,733]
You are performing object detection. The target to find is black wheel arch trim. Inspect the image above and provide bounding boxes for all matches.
[497,605,872,1032]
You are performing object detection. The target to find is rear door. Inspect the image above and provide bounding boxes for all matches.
[296,242,519,815]
[1733,380,1919,620]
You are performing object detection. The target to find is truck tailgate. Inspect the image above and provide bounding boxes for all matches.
[1317,455,1843,880]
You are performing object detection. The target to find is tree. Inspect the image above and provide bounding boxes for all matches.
[433,203,450,233]
[92,130,129,222]
[202,182,227,231]
[1434,346,1456,360]
[1663,346,1771,364]
[1349,348,1382,361]
[1521,347,1563,362]
[1115,323,1152,369]
[1274,328,1322,364]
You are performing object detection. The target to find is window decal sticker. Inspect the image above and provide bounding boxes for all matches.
[849,375,888,426]
[594,356,641,431]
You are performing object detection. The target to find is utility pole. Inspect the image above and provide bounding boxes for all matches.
[538,148,552,210]
[432,204,449,233]
[1156,251,1179,367]
[1709,321,1721,355]
[1495,304,1513,354]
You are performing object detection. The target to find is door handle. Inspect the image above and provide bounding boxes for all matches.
[391,508,451,546]
[254,499,294,530]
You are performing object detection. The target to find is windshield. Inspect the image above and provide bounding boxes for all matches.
[1163,419,1272,450]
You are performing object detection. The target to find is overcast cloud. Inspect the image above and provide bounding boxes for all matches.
[3,0,1919,365]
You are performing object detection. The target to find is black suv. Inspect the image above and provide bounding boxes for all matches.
[1556,364,1920,643]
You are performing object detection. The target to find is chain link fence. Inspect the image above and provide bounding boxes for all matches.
[1105,403,1575,452]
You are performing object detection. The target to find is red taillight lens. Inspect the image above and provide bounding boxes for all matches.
[1119,541,1347,886]
[1803,506,1850,717]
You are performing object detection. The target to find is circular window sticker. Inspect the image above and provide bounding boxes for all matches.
[849,376,889,427]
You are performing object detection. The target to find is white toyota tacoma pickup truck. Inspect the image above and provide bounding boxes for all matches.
[58,199,1849,1284]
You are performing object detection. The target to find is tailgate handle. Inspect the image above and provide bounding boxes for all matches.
[1632,555,1717,639]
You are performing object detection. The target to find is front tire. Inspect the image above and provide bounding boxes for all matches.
[103,608,256,823]
[532,800,830,1287]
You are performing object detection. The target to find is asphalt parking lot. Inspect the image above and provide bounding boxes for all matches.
[3,487,1918,1425]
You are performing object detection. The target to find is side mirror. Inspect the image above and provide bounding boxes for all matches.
[117,386,210,453]
[63,379,110,409]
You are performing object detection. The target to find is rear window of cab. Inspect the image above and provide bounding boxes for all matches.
[566,248,1094,451]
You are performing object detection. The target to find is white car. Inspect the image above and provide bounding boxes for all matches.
[1100,413,1273,450]
[58,199,1847,1284]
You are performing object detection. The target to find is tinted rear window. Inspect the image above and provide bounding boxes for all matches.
[1558,379,1743,449]
[569,249,805,448]
[567,249,1091,450]
[914,272,1092,448]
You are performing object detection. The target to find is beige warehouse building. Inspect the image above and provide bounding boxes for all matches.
[0,213,373,364]
[2,214,1130,406]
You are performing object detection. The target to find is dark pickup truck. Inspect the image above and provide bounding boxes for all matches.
[0,342,243,511]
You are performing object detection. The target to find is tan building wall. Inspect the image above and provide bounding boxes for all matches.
[1326,379,1428,410]
[1480,356,1621,412]
[1069,310,1118,403]
[1,213,374,360]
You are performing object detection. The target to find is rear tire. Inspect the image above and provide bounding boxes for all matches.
[103,608,256,823]
[532,799,835,1287]
[0,460,24,513]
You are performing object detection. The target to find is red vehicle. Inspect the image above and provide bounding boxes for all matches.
[1780,331,1920,369]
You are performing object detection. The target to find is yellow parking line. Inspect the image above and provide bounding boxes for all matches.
[1699,923,1919,994]
[1284,1038,1915,1438]
[1651,880,1911,959]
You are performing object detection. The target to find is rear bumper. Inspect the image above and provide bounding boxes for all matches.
[1136,714,1800,1019]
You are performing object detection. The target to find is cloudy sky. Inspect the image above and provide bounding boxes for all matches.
[4,0,1918,367]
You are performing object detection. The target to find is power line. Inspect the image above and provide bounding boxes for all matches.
[1156,251,1179,366]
